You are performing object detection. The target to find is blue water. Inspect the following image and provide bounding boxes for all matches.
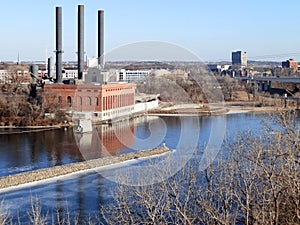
[0,113,280,222]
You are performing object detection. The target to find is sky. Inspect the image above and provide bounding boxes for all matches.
[1,0,300,62]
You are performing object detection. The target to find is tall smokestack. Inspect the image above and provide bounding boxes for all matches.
[98,10,104,68]
[48,57,54,79]
[78,5,84,79]
[55,6,63,83]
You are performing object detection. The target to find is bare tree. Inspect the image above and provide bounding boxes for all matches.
[221,76,240,101]
[100,110,300,225]
[0,111,298,224]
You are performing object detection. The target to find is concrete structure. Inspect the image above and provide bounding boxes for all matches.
[232,51,247,68]
[282,59,298,72]
[85,68,103,84]
[235,75,300,93]
[47,57,55,79]
[87,58,98,68]
[98,10,105,68]
[55,6,63,83]
[78,5,84,79]
[134,94,159,113]
[235,75,300,84]
[76,114,93,133]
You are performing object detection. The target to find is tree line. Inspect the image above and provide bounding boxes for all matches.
[100,111,300,225]
[0,83,67,126]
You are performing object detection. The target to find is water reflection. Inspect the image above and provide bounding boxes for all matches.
[0,129,82,176]
[0,119,137,177]
[1,172,110,224]
[0,113,274,223]
[0,114,262,177]
[76,121,135,160]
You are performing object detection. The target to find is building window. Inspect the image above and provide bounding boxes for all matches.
[67,96,72,106]
[58,96,62,103]
[95,97,99,106]
[87,97,92,106]
[78,97,82,105]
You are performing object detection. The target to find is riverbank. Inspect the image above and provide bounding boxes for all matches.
[225,105,290,115]
[0,146,171,192]
[0,123,71,130]
[147,103,294,116]
[0,101,295,129]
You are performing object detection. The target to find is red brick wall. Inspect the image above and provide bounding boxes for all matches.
[43,83,135,112]
[289,61,298,72]
[282,59,298,72]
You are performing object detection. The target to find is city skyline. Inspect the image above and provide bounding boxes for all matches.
[0,0,300,62]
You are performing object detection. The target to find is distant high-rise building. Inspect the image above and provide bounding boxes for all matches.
[232,51,247,68]
[282,59,298,72]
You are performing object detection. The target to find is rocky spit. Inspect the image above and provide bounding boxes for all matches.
[0,146,171,190]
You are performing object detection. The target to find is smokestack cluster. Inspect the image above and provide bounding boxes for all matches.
[55,5,104,82]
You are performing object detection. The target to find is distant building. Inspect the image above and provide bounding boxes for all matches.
[282,59,298,72]
[62,69,78,80]
[119,69,151,82]
[0,69,33,84]
[119,62,175,82]
[0,70,13,83]
[207,64,231,73]
[232,51,247,68]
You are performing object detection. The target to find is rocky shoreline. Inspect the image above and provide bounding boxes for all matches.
[0,146,171,190]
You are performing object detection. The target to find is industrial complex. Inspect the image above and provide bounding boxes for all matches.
[40,5,158,124]
[0,4,299,128]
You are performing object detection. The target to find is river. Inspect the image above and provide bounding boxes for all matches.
[0,112,278,223]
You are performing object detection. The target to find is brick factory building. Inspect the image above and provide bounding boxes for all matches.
[282,59,298,72]
[43,83,136,122]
